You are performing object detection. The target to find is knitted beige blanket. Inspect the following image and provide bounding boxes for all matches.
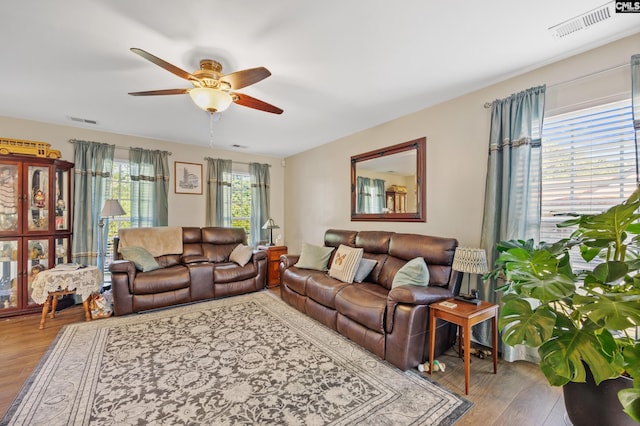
[118,226,183,257]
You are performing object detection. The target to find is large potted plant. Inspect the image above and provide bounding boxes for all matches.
[489,188,640,424]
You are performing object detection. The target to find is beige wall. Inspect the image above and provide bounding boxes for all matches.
[0,116,286,235]
[284,33,640,253]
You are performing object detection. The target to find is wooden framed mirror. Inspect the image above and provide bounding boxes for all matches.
[351,137,426,222]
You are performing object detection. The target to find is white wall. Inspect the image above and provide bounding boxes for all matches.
[0,116,286,236]
[283,33,640,253]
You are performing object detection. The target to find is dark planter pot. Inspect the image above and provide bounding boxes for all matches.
[563,365,634,426]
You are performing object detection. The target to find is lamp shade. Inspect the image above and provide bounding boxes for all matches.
[262,218,280,230]
[188,88,233,113]
[452,247,488,274]
[100,199,126,217]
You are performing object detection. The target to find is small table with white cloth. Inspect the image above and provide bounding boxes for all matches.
[30,265,101,329]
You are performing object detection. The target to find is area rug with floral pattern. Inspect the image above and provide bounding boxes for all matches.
[3,291,472,425]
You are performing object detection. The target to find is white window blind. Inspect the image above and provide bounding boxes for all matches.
[540,99,637,244]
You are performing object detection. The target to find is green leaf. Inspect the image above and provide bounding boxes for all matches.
[499,299,555,347]
[576,292,640,330]
[519,273,576,303]
[618,386,640,423]
[623,343,640,379]
[538,326,624,386]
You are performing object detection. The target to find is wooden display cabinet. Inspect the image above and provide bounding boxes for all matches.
[0,154,73,317]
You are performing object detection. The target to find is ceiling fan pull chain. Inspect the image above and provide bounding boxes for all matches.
[209,112,215,149]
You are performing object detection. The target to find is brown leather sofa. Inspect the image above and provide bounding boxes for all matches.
[110,227,267,316]
[280,229,462,371]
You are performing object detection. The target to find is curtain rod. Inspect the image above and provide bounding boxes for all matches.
[68,139,172,155]
[483,62,629,109]
[203,157,271,167]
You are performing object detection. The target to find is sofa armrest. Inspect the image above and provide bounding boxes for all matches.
[181,255,209,264]
[387,285,453,305]
[252,250,267,261]
[385,285,454,334]
[279,254,300,269]
[110,259,136,275]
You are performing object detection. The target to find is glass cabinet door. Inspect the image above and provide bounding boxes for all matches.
[26,238,49,305]
[27,164,50,232]
[0,239,18,310]
[0,163,20,234]
[55,166,70,230]
[54,236,70,265]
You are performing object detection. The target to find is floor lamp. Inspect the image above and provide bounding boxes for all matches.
[98,199,126,279]
[452,247,488,305]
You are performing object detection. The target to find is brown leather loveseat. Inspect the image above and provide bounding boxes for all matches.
[280,229,462,371]
[110,226,267,316]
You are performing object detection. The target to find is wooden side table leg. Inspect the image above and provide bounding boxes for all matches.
[39,295,52,330]
[458,325,463,358]
[492,310,498,374]
[463,321,471,395]
[82,297,92,322]
[428,309,436,376]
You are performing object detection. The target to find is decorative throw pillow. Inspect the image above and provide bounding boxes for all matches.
[391,257,430,288]
[120,246,160,272]
[329,244,364,283]
[230,244,253,267]
[353,258,377,283]
[294,242,334,271]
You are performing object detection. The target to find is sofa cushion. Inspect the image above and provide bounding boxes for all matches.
[230,244,253,267]
[132,265,190,294]
[391,257,430,288]
[328,244,363,283]
[120,246,160,272]
[353,258,377,283]
[306,274,351,309]
[214,262,257,284]
[335,283,388,334]
[294,243,334,271]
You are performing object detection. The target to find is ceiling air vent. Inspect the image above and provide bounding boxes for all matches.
[67,116,98,125]
[549,2,613,39]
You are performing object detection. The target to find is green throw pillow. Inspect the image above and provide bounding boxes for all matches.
[391,257,430,288]
[120,246,161,272]
[294,242,334,271]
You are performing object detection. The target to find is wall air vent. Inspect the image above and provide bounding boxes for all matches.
[67,116,98,125]
[548,2,613,39]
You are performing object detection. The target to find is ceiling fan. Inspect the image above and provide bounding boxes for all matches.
[128,48,283,115]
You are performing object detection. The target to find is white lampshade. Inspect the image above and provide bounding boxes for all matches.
[189,88,233,113]
[262,218,280,230]
[100,199,126,217]
[452,247,488,274]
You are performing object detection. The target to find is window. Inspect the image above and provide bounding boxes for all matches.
[230,173,251,236]
[541,99,637,261]
[104,160,132,273]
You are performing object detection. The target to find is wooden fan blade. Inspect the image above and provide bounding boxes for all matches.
[221,67,271,90]
[128,89,189,96]
[130,48,197,82]
[233,93,283,114]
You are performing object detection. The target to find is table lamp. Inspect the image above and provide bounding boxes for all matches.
[452,247,488,305]
[262,218,280,246]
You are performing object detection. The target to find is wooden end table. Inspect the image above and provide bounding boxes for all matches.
[428,298,499,395]
[262,245,288,288]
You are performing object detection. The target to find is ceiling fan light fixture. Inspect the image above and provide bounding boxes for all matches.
[189,88,233,113]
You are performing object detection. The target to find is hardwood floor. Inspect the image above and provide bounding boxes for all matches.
[0,299,567,425]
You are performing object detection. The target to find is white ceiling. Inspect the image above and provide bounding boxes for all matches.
[0,1,638,158]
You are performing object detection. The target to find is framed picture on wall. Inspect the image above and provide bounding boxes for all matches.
[174,161,203,195]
